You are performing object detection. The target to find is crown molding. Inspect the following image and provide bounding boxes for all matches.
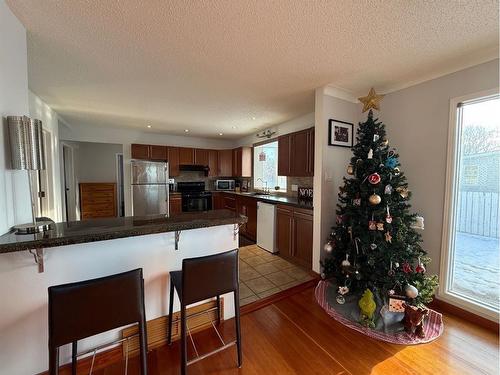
[323,85,359,103]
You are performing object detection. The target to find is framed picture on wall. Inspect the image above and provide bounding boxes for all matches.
[328,119,354,147]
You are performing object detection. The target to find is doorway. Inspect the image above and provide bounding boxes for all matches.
[62,143,77,221]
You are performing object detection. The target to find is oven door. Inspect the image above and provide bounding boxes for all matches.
[182,196,212,212]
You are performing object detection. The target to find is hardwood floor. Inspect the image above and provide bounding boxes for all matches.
[56,287,499,375]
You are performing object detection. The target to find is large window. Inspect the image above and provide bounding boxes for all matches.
[253,141,286,192]
[441,91,499,319]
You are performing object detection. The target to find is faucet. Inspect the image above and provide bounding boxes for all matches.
[256,178,269,194]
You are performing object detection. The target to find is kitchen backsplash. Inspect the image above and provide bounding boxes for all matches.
[172,171,312,197]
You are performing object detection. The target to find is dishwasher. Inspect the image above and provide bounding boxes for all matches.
[256,201,277,253]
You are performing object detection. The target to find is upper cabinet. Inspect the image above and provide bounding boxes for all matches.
[179,147,195,165]
[217,149,233,177]
[232,147,252,177]
[194,148,209,166]
[278,127,314,177]
[167,146,180,177]
[208,150,218,177]
[131,144,167,161]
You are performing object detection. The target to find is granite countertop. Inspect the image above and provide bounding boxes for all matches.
[0,209,247,254]
[212,191,313,210]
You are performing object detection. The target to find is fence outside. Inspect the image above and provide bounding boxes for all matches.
[456,190,499,238]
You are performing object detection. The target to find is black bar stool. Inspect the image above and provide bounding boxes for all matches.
[167,249,241,375]
[48,269,148,375]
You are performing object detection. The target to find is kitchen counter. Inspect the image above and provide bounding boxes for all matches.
[213,191,313,209]
[0,209,246,254]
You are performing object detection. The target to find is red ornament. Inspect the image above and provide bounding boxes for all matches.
[368,173,381,185]
[416,264,426,273]
[402,262,412,274]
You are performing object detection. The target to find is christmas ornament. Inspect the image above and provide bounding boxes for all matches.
[354,268,362,280]
[368,218,377,231]
[368,257,375,266]
[338,286,350,295]
[405,284,419,299]
[389,289,395,295]
[394,262,400,268]
[385,206,393,223]
[368,173,381,185]
[370,243,377,250]
[356,158,363,165]
[402,262,412,274]
[367,148,373,159]
[388,261,395,276]
[358,87,385,113]
[336,295,346,304]
[324,241,333,253]
[411,216,425,230]
[384,184,393,194]
[382,139,389,147]
[373,134,380,142]
[385,156,398,169]
[320,272,326,279]
[368,193,382,205]
[336,215,346,225]
[341,254,351,267]
[346,164,355,175]
[393,167,401,176]
[376,222,384,231]
[353,198,361,206]
[385,231,392,243]
[416,257,426,273]
[396,187,409,198]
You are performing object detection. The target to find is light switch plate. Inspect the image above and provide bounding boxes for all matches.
[291,184,298,192]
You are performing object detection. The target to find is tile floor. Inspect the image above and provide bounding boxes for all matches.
[239,244,314,305]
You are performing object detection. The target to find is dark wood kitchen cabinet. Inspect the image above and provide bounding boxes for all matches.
[276,204,313,269]
[212,192,224,209]
[194,148,209,166]
[131,144,167,161]
[236,195,257,241]
[232,147,252,177]
[222,194,236,211]
[169,194,182,215]
[167,146,180,177]
[217,149,233,176]
[179,147,195,165]
[277,127,314,177]
[208,149,218,177]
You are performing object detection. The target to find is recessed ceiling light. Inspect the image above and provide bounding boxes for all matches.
[184,129,189,133]
[232,126,237,129]
[147,125,152,128]
[251,117,256,120]
[219,133,223,136]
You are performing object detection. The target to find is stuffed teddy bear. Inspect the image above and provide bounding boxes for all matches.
[402,302,428,338]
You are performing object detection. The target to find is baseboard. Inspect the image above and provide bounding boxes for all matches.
[429,298,499,333]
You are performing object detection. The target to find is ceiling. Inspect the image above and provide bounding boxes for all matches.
[7,1,499,139]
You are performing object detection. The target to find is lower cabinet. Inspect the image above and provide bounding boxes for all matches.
[169,194,182,215]
[276,204,313,269]
[236,196,257,241]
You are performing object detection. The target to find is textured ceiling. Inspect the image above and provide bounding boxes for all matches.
[7,0,499,138]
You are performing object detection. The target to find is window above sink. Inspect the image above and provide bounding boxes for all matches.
[253,141,287,193]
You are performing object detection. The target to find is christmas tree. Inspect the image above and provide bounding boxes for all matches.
[322,89,438,308]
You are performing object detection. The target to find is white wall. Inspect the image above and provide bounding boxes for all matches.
[0,1,32,234]
[236,112,314,147]
[313,89,358,273]
[73,141,123,183]
[29,91,63,222]
[379,59,499,275]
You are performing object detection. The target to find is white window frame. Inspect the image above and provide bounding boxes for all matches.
[253,140,287,193]
[439,88,500,322]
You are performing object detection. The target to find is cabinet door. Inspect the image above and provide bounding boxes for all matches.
[194,148,209,166]
[232,148,242,177]
[167,147,180,177]
[150,145,167,161]
[208,150,218,177]
[276,205,293,259]
[131,144,150,160]
[278,135,291,176]
[307,128,315,176]
[217,149,233,176]
[169,195,182,215]
[179,147,194,165]
[245,198,257,240]
[222,194,236,211]
[291,130,309,176]
[212,193,223,209]
[237,198,248,234]
[293,210,313,268]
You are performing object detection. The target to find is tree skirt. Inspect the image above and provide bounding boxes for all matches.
[315,280,443,345]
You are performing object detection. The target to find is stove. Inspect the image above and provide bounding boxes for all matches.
[177,182,212,212]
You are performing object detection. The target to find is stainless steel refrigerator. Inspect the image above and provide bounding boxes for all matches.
[131,160,169,216]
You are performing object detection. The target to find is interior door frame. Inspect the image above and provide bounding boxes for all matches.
[439,88,499,321]
[61,142,77,222]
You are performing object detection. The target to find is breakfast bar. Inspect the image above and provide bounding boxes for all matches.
[0,210,246,375]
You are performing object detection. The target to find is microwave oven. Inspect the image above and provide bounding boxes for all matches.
[215,179,235,191]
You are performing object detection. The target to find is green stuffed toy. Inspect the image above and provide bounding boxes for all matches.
[358,289,376,328]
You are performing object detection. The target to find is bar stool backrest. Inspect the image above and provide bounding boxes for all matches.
[182,249,238,306]
[48,268,146,348]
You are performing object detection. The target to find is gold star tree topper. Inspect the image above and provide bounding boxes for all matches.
[358,88,385,112]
